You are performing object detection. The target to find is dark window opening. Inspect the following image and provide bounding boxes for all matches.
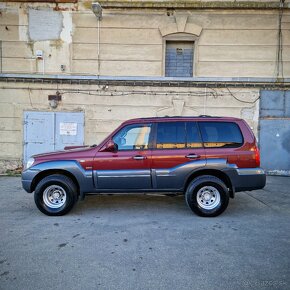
[165,41,194,77]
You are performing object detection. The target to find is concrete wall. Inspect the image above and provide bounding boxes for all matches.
[0,1,288,172]
[72,9,290,78]
[0,2,289,77]
[0,80,260,172]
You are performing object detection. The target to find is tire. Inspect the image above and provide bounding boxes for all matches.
[34,174,78,216]
[185,175,229,217]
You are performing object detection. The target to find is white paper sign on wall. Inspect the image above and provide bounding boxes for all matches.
[60,122,77,136]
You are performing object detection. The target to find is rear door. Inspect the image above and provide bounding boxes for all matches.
[198,121,244,167]
[151,121,206,190]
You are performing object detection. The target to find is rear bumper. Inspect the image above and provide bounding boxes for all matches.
[232,168,266,192]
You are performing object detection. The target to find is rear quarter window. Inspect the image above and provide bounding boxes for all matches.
[199,122,243,148]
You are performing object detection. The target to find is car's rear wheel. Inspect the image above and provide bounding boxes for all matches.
[185,175,229,217]
[34,174,78,216]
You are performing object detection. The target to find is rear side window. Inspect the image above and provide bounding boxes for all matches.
[199,122,243,148]
[156,122,186,149]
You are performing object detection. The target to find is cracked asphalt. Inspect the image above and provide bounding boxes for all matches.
[0,176,290,290]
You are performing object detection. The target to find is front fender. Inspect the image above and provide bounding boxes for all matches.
[21,160,94,194]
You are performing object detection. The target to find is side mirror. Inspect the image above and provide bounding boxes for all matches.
[100,140,118,152]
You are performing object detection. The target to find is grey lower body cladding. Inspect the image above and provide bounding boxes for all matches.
[22,159,266,196]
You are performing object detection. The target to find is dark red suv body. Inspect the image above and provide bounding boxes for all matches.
[22,116,266,217]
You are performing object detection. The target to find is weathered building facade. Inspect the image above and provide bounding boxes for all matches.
[0,0,290,174]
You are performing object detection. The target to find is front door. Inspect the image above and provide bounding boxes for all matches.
[93,123,152,190]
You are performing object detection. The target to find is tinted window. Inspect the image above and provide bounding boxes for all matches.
[156,122,186,149]
[113,124,152,150]
[199,122,243,148]
[186,122,202,148]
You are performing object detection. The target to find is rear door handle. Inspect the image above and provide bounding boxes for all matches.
[133,155,147,160]
[186,154,200,159]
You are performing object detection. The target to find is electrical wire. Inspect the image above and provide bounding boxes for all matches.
[225,87,260,104]
[59,89,218,98]
[59,87,260,104]
[0,85,260,104]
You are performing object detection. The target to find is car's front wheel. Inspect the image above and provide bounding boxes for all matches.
[185,175,229,217]
[34,174,78,216]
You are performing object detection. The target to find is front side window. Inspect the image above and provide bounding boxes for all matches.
[113,124,152,150]
[156,122,186,149]
[199,122,243,148]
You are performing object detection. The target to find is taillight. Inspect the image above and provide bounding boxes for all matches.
[250,145,260,167]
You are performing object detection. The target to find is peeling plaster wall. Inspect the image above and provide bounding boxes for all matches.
[29,8,63,41]
[61,11,72,43]
[1,2,290,77]
[1,2,74,74]
[0,1,286,172]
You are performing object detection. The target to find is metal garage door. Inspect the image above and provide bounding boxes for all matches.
[259,90,290,175]
[23,111,84,163]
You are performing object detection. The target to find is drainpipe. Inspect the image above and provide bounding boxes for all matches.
[98,18,100,75]
[92,2,103,76]
[203,87,207,115]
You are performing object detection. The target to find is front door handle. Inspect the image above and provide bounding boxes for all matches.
[133,155,147,160]
[186,154,200,159]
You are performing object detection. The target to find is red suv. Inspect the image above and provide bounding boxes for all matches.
[22,116,266,217]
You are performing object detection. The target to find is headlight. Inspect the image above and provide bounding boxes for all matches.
[26,157,35,169]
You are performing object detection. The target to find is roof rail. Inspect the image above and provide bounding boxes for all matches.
[136,115,223,120]
[198,115,221,118]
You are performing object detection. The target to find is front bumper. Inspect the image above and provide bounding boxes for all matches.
[21,168,40,193]
[231,168,266,192]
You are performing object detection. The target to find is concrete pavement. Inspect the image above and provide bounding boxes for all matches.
[0,176,290,290]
